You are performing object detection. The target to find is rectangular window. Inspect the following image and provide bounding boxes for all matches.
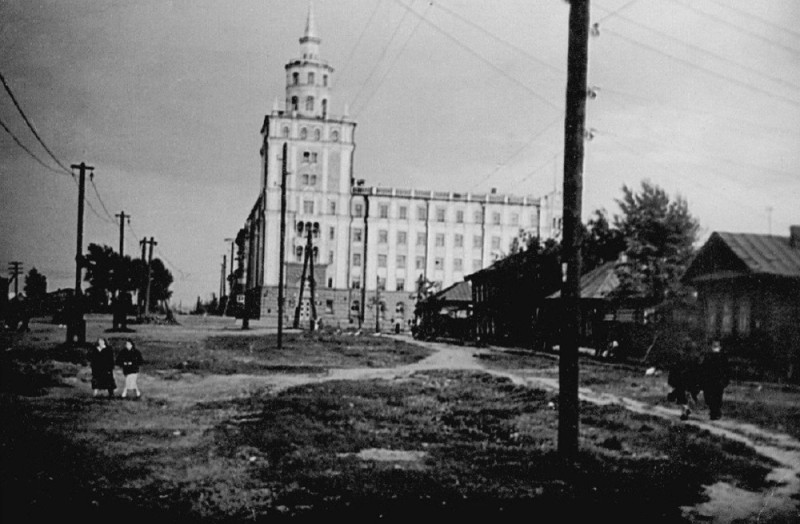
[354,203,363,217]
[329,200,336,215]
[473,235,482,249]
[434,258,444,270]
[397,231,407,245]
[353,253,362,266]
[311,152,318,163]
[416,232,426,246]
[303,200,314,214]
[417,206,427,221]
[454,258,463,271]
[396,254,407,267]
[511,213,519,226]
[415,256,425,270]
[353,228,363,242]
[492,212,501,225]
[454,234,464,248]
[706,300,718,335]
[737,299,750,335]
[325,299,334,314]
[530,213,537,227]
[377,277,386,291]
[399,206,408,219]
[456,210,464,223]
[351,279,361,289]
[473,259,482,271]
[303,151,311,163]
[435,233,445,247]
[328,251,334,264]
[396,279,405,291]
[329,226,335,240]
[721,298,733,335]
[436,207,446,222]
[308,72,315,84]
[379,204,389,219]
[378,254,387,268]
[379,230,388,243]
[474,210,483,223]
[491,236,501,250]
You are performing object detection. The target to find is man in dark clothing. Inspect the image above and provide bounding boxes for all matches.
[700,339,730,420]
[667,342,702,421]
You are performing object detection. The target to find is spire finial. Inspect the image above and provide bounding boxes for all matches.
[304,2,318,41]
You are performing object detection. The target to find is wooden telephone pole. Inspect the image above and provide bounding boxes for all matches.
[277,142,288,348]
[292,225,319,331]
[142,237,157,319]
[559,0,590,461]
[67,162,93,344]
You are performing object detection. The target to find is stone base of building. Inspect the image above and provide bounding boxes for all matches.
[248,286,414,332]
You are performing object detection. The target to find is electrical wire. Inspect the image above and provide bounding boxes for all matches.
[338,0,385,80]
[601,27,800,110]
[704,0,800,41]
[388,0,563,113]
[353,1,431,117]
[0,71,73,175]
[0,114,69,176]
[89,176,117,224]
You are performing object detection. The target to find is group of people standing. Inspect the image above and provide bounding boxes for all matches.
[668,339,730,421]
[89,338,144,399]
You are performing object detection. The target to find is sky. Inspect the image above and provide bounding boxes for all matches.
[1,0,798,308]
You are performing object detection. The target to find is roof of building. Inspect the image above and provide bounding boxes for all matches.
[548,262,619,299]
[431,280,472,303]
[685,230,800,281]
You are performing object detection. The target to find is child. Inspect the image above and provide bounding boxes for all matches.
[117,339,144,399]
[90,338,116,398]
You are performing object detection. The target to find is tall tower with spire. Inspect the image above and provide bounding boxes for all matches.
[284,3,334,119]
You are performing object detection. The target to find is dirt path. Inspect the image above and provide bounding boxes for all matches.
[103,336,799,523]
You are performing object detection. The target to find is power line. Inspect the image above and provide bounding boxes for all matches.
[388,0,563,113]
[432,2,565,77]
[0,71,73,175]
[89,176,117,223]
[596,5,800,95]
[666,0,800,57]
[348,0,417,111]
[594,0,640,24]
[0,114,69,176]
[353,1,431,117]
[704,0,800,41]
[338,0,385,80]
[601,27,800,110]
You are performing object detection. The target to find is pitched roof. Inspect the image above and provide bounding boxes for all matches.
[548,262,619,299]
[694,231,800,279]
[431,280,472,303]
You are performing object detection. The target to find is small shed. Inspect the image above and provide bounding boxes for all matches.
[414,281,472,341]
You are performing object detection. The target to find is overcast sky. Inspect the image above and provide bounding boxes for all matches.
[1,0,798,307]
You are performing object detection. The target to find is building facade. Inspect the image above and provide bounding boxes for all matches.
[235,7,562,329]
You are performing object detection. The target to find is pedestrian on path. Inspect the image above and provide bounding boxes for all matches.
[117,339,144,399]
[667,341,702,421]
[700,339,730,420]
[90,337,116,398]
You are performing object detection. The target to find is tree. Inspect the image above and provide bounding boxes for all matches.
[24,267,47,300]
[83,244,127,311]
[613,181,699,301]
[582,209,626,273]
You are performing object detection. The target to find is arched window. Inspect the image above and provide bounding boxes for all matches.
[321,99,327,119]
[292,72,299,85]
[314,128,321,141]
[305,96,314,111]
[296,222,304,235]
[300,127,307,140]
[323,74,328,87]
[295,246,303,262]
[308,72,315,84]
[282,126,289,137]
[331,130,339,142]
[395,302,405,316]
[351,300,360,313]
[291,96,298,112]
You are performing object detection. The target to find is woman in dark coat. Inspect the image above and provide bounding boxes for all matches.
[700,339,730,420]
[90,337,116,398]
[117,339,144,399]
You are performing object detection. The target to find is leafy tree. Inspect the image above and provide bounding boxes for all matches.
[24,267,47,300]
[613,180,699,301]
[582,209,626,273]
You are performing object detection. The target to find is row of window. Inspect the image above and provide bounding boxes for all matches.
[292,71,328,87]
[352,253,482,273]
[352,229,504,250]
[707,297,751,336]
[353,202,534,226]
[282,126,339,141]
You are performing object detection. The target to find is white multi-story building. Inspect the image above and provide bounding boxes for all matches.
[236,6,562,328]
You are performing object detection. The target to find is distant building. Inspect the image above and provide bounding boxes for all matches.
[683,226,800,381]
[235,6,562,328]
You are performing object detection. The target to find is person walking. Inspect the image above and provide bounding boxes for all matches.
[90,337,116,398]
[700,339,730,420]
[667,341,702,421]
[117,339,144,399]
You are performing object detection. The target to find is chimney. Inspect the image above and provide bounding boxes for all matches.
[790,225,800,248]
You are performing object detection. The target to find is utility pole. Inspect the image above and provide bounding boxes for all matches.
[559,0,590,462]
[139,238,147,318]
[359,194,369,328]
[293,227,312,329]
[308,236,317,331]
[67,162,92,344]
[7,261,23,296]
[221,254,227,313]
[375,274,381,333]
[143,237,157,318]
[222,238,235,317]
[116,211,129,257]
[277,142,289,349]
